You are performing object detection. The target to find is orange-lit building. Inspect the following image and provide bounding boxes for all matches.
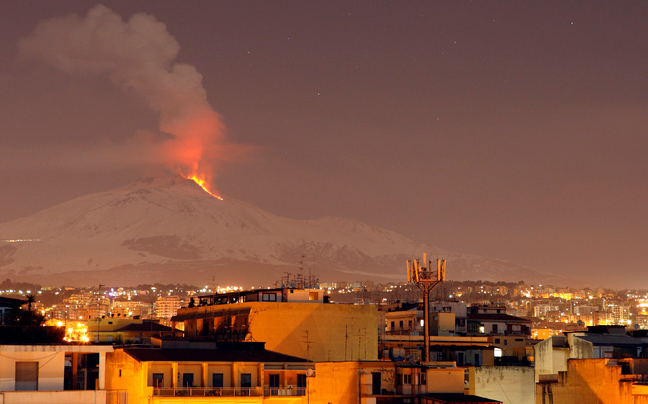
[106,341,311,403]
[87,317,176,344]
[173,288,378,362]
[536,359,648,403]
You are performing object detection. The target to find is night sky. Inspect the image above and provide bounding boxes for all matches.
[1,2,648,288]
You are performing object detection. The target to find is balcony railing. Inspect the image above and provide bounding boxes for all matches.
[153,387,262,397]
[264,387,306,396]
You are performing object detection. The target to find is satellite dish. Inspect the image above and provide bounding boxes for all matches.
[433,316,438,321]
[306,368,315,377]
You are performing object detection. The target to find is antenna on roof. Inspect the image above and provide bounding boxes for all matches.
[406,254,446,363]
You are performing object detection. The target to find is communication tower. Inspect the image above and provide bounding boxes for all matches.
[406,253,446,362]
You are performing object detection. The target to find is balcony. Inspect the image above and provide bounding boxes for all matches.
[264,387,306,396]
[153,387,263,397]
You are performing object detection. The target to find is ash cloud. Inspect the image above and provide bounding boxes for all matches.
[18,4,226,186]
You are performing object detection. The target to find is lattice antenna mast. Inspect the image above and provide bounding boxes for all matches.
[406,253,446,363]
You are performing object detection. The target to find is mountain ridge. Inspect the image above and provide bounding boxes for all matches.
[0,176,569,287]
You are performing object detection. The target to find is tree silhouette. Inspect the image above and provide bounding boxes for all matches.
[26,294,36,312]
[4,300,44,326]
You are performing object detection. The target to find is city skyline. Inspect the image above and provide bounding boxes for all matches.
[1,2,648,288]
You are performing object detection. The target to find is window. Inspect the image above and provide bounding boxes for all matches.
[182,373,194,387]
[212,373,223,388]
[153,373,164,388]
[403,374,412,384]
[492,324,498,333]
[399,320,403,328]
[262,293,277,302]
[372,372,381,395]
[241,373,252,387]
[297,374,307,388]
[269,374,279,395]
[309,292,319,300]
[419,372,426,385]
[408,320,412,329]
[494,338,500,344]
[390,321,395,329]
[16,362,38,391]
[504,340,508,346]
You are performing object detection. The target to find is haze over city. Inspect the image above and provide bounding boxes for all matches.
[1,2,647,289]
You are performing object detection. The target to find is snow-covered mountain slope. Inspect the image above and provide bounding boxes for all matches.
[0,176,566,287]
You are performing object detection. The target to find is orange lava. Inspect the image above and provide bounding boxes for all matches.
[185,174,223,200]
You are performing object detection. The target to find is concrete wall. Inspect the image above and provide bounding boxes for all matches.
[567,334,593,359]
[0,350,65,391]
[535,359,648,404]
[106,349,149,404]
[430,312,455,336]
[309,361,395,404]
[426,367,464,393]
[247,303,378,362]
[467,366,534,404]
[182,302,378,362]
[0,390,107,404]
[534,336,569,382]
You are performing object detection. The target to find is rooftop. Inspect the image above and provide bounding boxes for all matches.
[124,346,309,363]
[421,393,502,403]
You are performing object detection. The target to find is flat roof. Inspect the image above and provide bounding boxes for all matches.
[577,334,646,347]
[422,393,502,403]
[0,345,113,352]
[116,322,174,333]
[124,347,308,363]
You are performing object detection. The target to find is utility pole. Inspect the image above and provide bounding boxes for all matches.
[406,254,445,363]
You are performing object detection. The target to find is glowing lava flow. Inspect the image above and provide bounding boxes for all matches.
[186,175,224,200]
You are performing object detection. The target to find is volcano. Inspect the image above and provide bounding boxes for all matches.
[0,176,565,287]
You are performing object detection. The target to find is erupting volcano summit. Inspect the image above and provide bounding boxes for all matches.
[0,176,566,287]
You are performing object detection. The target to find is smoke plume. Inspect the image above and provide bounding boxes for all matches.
[19,4,225,193]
